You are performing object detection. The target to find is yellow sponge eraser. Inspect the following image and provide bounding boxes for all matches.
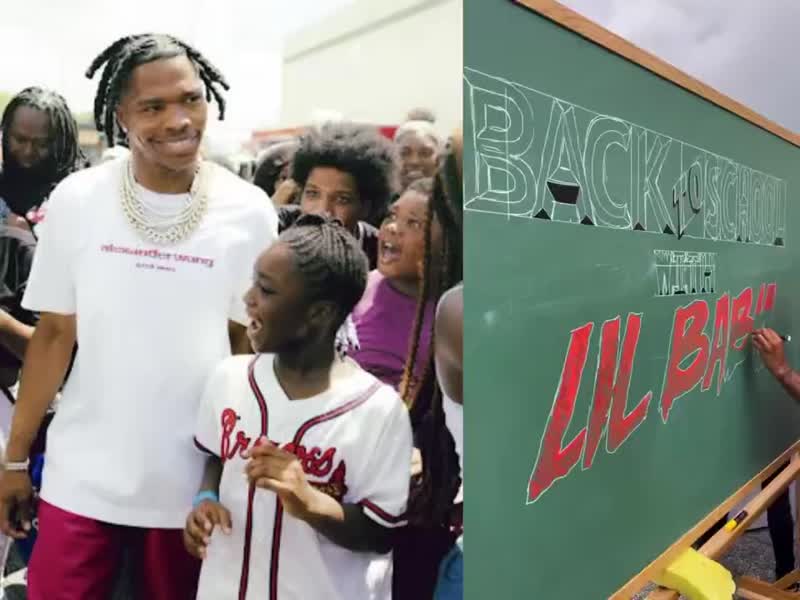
[652,548,735,600]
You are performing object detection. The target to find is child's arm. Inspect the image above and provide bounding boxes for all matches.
[244,441,393,553]
[303,490,394,553]
[183,455,232,559]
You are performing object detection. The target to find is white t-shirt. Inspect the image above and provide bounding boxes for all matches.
[194,354,412,600]
[21,159,278,528]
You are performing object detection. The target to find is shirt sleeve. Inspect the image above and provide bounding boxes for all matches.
[353,391,413,528]
[194,361,230,458]
[228,200,278,326]
[21,182,78,315]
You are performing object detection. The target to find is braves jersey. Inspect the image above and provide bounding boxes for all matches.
[194,354,412,600]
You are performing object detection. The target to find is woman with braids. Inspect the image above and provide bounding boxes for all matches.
[0,34,277,599]
[186,214,412,599]
[390,131,463,600]
[278,122,397,268]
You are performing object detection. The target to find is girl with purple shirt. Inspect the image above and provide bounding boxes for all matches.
[350,177,441,394]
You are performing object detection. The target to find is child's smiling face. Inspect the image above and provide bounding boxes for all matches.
[244,242,311,354]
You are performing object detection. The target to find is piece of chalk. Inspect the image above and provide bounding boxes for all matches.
[724,510,748,531]
[781,335,792,343]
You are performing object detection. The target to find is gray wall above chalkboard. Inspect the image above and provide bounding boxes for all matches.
[561,0,800,135]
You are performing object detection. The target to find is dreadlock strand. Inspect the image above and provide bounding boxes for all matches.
[400,198,436,406]
[92,61,118,132]
[205,80,227,120]
[102,60,127,145]
[98,49,138,145]
[49,107,79,181]
[184,47,230,89]
[85,35,138,79]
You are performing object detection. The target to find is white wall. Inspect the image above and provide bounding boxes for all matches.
[281,0,462,136]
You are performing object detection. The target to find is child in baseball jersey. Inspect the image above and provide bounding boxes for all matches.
[186,214,413,600]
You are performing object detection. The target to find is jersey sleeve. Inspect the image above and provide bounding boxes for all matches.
[21,182,79,314]
[353,391,413,528]
[228,200,278,326]
[194,361,231,458]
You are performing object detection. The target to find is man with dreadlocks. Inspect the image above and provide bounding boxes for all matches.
[0,34,277,600]
[0,87,83,385]
[0,85,83,579]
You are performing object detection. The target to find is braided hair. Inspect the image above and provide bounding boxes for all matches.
[400,133,463,405]
[85,34,230,147]
[280,213,369,331]
[402,130,464,528]
[1,87,83,186]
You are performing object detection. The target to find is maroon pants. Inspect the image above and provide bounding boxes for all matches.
[28,500,200,600]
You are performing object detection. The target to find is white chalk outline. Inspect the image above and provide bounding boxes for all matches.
[654,250,717,298]
[465,67,789,247]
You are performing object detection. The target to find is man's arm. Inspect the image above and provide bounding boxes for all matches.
[434,284,463,405]
[5,312,76,462]
[0,311,34,362]
[752,328,800,400]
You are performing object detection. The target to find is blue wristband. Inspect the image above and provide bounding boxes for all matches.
[193,490,219,508]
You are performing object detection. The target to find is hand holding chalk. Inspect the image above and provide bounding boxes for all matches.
[752,328,791,380]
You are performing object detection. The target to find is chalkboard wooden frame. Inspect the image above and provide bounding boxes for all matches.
[643,444,800,599]
[512,0,800,147]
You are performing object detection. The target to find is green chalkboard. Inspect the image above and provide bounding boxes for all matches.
[464,1,800,598]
